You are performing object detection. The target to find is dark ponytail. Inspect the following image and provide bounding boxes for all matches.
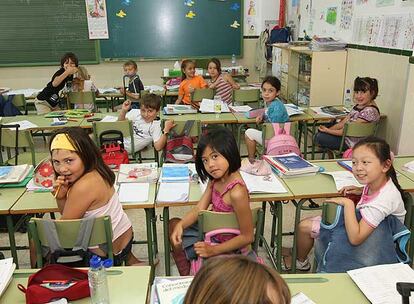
[353,136,404,197]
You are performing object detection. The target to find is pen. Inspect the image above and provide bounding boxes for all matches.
[66,118,78,122]
[54,184,61,198]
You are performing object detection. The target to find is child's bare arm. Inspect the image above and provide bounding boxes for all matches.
[125,90,140,100]
[175,95,183,105]
[223,74,240,89]
[118,100,131,121]
[153,120,176,151]
[52,66,78,87]
[60,180,96,220]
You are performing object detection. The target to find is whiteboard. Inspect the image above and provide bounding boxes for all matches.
[295,0,414,50]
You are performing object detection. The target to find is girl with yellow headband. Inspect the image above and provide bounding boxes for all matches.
[49,127,143,266]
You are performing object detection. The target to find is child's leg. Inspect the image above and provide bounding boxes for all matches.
[245,128,263,162]
[169,218,190,276]
[297,218,317,262]
[314,132,342,150]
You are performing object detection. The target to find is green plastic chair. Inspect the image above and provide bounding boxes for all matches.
[10,94,28,115]
[28,216,114,268]
[197,207,264,254]
[322,121,378,159]
[191,88,215,104]
[0,124,48,166]
[232,88,260,106]
[67,91,97,111]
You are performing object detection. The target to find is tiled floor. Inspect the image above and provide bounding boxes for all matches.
[0,120,322,276]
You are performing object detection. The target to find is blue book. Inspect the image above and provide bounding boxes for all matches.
[0,167,13,179]
[161,166,189,182]
[273,155,313,170]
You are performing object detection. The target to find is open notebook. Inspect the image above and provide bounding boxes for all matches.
[0,258,16,297]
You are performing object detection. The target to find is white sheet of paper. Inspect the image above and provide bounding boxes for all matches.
[0,258,16,297]
[240,171,287,193]
[118,183,149,203]
[157,182,189,202]
[199,99,230,113]
[348,263,414,304]
[7,88,41,97]
[291,292,316,304]
[101,115,118,122]
[4,120,38,130]
[229,105,253,112]
[322,171,363,191]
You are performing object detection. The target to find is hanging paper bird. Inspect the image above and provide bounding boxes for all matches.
[184,0,195,7]
[185,10,196,19]
[230,20,240,28]
[116,10,127,18]
[230,3,240,11]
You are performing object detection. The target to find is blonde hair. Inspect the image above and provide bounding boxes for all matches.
[184,256,291,304]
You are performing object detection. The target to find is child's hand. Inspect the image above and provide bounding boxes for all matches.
[66,66,78,75]
[325,197,354,207]
[121,100,131,112]
[194,241,217,258]
[255,114,263,124]
[318,125,329,132]
[53,176,70,199]
[119,87,125,94]
[339,185,363,196]
[171,222,183,246]
[188,85,194,93]
[164,120,176,133]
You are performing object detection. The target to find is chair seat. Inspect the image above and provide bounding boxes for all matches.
[6,151,50,166]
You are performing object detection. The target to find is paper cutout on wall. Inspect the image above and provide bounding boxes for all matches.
[185,10,196,19]
[376,0,395,7]
[326,7,337,25]
[121,0,131,5]
[184,0,194,7]
[230,3,240,11]
[116,9,126,18]
[340,0,353,30]
[230,20,240,28]
[247,0,256,16]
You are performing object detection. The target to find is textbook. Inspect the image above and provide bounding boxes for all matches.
[321,106,347,116]
[160,165,189,183]
[163,104,197,115]
[322,171,362,191]
[0,164,32,184]
[117,163,158,184]
[157,182,189,203]
[199,99,230,113]
[240,171,287,194]
[263,153,319,177]
[285,103,305,116]
[151,277,193,304]
[337,160,352,171]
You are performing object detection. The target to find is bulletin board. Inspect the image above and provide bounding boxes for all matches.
[296,0,414,50]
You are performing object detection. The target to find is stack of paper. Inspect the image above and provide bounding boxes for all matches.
[100,115,118,122]
[199,99,230,113]
[163,105,197,115]
[0,258,16,297]
[310,37,347,51]
[240,171,287,194]
[229,105,252,113]
[322,171,363,191]
[402,160,414,173]
[311,106,347,118]
[3,120,38,130]
[117,163,158,184]
[285,103,305,117]
[160,165,189,183]
[348,263,414,304]
[157,182,189,203]
[263,153,319,178]
[118,183,150,203]
[0,165,32,184]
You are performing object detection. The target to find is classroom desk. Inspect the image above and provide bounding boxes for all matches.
[160,112,238,124]
[394,156,414,184]
[284,159,414,273]
[157,180,295,275]
[1,115,82,131]
[0,266,151,304]
[283,273,369,303]
[0,188,26,268]
[78,112,119,129]
[7,184,158,268]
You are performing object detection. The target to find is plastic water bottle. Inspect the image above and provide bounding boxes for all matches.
[88,256,110,304]
[344,89,353,109]
[231,54,236,66]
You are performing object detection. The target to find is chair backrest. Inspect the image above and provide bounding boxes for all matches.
[232,88,260,105]
[28,216,113,268]
[10,94,27,114]
[195,58,209,70]
[93,120,135,155]
[191,88,215,103]
[197,207,264,252]
[0,124,35,166]
[67,92,96,109]
[338,121,378,152]
[262,122,299,141]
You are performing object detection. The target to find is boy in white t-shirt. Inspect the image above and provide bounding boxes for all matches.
[118,94,175,153]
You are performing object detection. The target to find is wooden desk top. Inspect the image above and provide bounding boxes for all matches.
[0,188,26,215]
[0,266,151,304]
[1,115,82,131]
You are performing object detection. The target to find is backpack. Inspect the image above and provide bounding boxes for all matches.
[99,130,129,169]
[266,123,301,156]
[0,94,22,116]
[165,120,196,163]
[266,27,291,60]
[190,228,264,275]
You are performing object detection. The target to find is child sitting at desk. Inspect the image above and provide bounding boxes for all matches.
[118,94,175,153]
[35,52,79,115]
[207,58,240,104]
[120,60,144,107]
[175,59,207,108]
[314,77,380,152]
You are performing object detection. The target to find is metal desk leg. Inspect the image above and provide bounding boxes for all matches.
[311,121,317,160]
[6,215,18,268]
[163,207,171,276]
[275,202,283,271]
[303,122,308,159]
[260,202,266,247]
[270,202,277,248]
[151,208,159,255]
[144,209,154,267]
[291,199,306,273]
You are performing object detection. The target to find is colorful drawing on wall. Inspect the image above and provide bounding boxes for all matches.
[376,0,395,7]
[230,3,240,10]
[340,0,353,30]
[247,0,256,16]
[230,20,240,28]
[247,16,257,35]
[185,10,196,19]
[326,7,337,25]
[401,14,414,49]
[85,0,109,39]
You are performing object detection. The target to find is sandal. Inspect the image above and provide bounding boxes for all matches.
[281,256,311,271]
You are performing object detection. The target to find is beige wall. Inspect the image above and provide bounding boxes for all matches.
[0,39,260,89]
[344,49,410,152]
[397,63,414,155]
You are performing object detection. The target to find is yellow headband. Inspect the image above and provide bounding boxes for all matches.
[50,134,77,152]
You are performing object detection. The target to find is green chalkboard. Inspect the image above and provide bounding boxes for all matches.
[0,0,99,67]
[101,0,243,59]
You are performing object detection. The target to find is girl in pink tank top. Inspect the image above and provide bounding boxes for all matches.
[170,127,253,275]
[49,127,142,266]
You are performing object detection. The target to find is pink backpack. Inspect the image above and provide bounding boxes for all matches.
[190,228,264,275]
[266,123,301,156]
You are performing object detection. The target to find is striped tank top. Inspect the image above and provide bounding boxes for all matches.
[211,74,233,104]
